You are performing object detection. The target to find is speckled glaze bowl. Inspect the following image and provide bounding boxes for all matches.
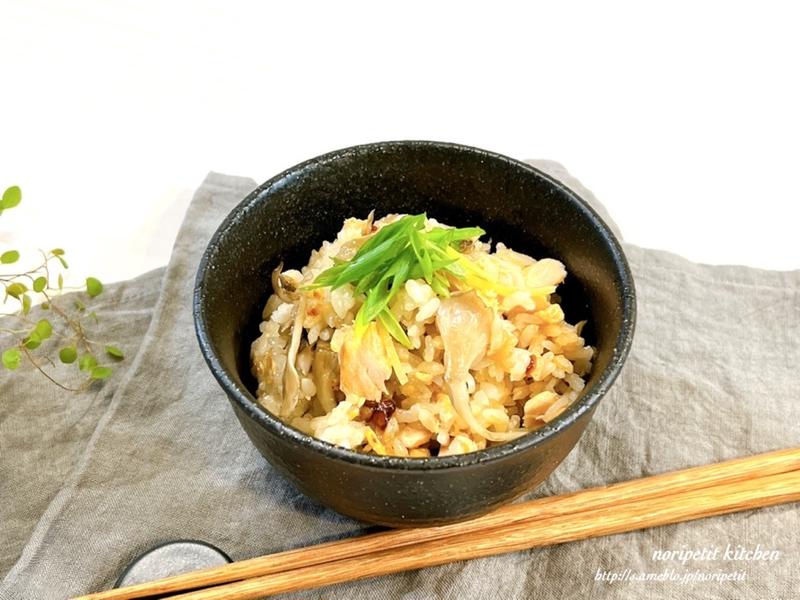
[194,141,635,527]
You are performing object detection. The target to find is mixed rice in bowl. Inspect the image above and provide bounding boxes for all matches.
[251,213,594,457]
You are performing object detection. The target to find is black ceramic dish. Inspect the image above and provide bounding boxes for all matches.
[194,141,635,527]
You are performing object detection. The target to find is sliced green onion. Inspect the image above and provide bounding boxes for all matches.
[378,308,412,348]
[308,214,485,346]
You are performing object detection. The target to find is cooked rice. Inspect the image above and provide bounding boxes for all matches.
[251,214,593,457]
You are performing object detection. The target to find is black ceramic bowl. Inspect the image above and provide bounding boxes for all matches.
[194,141,635,527]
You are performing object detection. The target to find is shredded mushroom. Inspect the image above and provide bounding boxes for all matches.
[271,262,299,303]
[312,342,339,413]
[437,291,527,442]
[281,296,306,417]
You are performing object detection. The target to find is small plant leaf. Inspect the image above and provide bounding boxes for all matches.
[59,346,78,364]
[1,250,19,264]
[6,282,27,299]
[23,320,50,350]
[105,345,124,361]
[24,335,41,350]
[78,353,97,372]
[50,248,65,256]
[90,366,112,380]
[1,186,21,209]
[86,277,103,298]
[22,294,31,315]
[2,348,21,370]
[34,319,52,340]
[55,255,69,269]
[33,276,47,292]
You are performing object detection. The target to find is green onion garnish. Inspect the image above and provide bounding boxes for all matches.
[306,214,485,347]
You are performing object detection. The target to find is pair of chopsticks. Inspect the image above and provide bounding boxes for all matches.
[73,447,800,600]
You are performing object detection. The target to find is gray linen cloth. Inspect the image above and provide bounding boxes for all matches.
[0,267,165,575]
[1,167,797,599]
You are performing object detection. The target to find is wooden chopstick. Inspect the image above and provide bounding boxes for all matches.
[72,447,800,600]
[166,469,800,600]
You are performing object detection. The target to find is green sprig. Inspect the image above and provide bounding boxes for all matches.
[1,185,122,390]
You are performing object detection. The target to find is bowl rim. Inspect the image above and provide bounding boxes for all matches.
[193,139,636,471]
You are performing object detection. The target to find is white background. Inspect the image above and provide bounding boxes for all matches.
[2,0,798,287]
